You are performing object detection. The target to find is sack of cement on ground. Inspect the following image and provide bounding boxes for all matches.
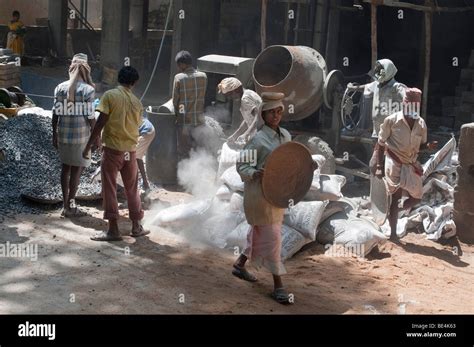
[304,174,346,201]
[152,199,213,228]
[226,221,310,261]
[202,211,246,248]
[226,221,251,251]
[293,135,336,174]
[422,136,456,182]
[215,184,232,201]
[220,165,244,192]
[283,201,328,241]
[229,192,244,212]
[423,202,456,240]
[216,142,239,179]
[281,224,310,261]
[422,177,454,201]
[317,211,387,257]
[319,199,356,225]
[394,202,456,241]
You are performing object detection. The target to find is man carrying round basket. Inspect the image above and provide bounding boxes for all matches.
[232,92,317,305]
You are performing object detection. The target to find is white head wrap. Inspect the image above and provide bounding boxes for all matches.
[217,77,242,94]
[68,53,94,102]
[374,59,398,84]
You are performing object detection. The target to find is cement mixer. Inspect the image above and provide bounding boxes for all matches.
[253,45,329,121]
[252,45,372,180]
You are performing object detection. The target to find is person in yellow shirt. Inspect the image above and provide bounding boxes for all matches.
[83,66,150,241]
[7,11,26,56]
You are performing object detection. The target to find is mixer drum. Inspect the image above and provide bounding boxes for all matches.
[253,45,327,121]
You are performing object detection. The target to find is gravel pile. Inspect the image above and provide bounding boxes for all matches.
[0,113,101,218]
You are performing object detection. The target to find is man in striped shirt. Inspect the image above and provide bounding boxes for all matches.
[172,50,207,160]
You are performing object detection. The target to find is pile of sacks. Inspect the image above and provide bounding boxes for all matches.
[382,137,458,240]
[149,142,388,260]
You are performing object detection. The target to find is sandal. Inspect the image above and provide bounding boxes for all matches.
[131,224,150,238]
[232,265,258,282]
[91,232,123,242]
[270,288,293,305]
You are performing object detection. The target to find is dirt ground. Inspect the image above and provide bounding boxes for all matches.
[0,190,473,314]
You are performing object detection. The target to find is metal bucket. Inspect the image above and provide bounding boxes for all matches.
[145,105,177,185]
[252,45,327,121]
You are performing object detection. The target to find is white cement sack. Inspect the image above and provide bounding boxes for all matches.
[422,137,456,182]
[229,192,244,212]
[305,174,346,201]
[320,200,350,224]
[220,166,244,192]
[424,202,456,240]
[226,222,309,261]
[217,142,239,178]
[317,212,387,257]
[281,224,309,261]
[202,211,245,248]
[283,201,328,240]
[153,199,212,228]
[226,221,250,251]
[215,184,232,201]
[422,177,454,200]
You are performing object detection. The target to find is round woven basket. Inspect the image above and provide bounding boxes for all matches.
[262,141,314,208]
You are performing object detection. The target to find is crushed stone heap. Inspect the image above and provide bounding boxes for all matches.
[0,112,101,218]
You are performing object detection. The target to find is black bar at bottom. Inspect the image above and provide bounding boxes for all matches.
[0,314,472,345]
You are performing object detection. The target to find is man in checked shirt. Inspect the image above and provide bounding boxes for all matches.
[52,53,97,217]
[172,51,208,160]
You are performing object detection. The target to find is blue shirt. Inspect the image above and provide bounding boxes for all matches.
[139,117,154,135]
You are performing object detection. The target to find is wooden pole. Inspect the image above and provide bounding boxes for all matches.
[325,0,340,71]
[284,2,290,44]
[422,0,433,120]
[294,3,301,45]
[371,1,377,67]
[261,0,267,51]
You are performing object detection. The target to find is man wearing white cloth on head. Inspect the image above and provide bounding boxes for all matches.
[218,77,262,147]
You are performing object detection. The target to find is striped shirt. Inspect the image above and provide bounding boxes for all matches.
[172,67,207,126]
[53,81,95,144]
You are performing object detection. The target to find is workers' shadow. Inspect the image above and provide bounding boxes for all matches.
[438,236,464,257]
[366,245,391,260]
[397,240,469,267]
[69,214,108,232]
[127,232,174,253]
[0,226,29,244]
